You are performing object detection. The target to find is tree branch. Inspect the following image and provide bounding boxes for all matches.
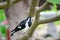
[7,0,11,8]
[38,15,60,24]
[0,0,22,9]
[36,1,50,13]
[0,2,7,9]
[28,0,39,16]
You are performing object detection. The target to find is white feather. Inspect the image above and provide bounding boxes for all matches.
[21,18,30,33]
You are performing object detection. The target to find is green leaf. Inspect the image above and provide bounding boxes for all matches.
[47,0,60,4]
[51,3,57,11]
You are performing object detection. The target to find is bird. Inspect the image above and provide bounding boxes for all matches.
[11,16,32,36]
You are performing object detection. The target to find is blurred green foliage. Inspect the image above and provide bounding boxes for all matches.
[0,26,6,36]
[55,20,60,25]
[0,10,6,22]
[0,9,6,37]
[47,0,60,4]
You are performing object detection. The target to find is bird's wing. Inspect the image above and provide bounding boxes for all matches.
[20,20,26,26]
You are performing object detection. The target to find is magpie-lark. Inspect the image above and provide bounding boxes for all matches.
[11,16,32,36]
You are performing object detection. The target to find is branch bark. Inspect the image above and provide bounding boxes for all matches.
[36,1,50,13]
[28,0,39,16]
[38,14,60,24]
[0,0,22,9]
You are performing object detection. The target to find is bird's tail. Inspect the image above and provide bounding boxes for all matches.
[11,29,15,36]
[11,33,14,36]
[11,29,15,32]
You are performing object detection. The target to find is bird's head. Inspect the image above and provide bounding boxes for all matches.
[26,16,34,23]
[26,16,31,20]
[26,16,32,23]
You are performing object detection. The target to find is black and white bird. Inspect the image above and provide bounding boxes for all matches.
[11,16,32,36]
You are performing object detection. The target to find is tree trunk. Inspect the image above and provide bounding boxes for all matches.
[5,0,30,40]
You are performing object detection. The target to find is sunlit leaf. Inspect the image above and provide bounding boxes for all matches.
[47,0,60,4]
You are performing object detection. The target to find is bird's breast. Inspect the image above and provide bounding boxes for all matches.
[21,22,29,32]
